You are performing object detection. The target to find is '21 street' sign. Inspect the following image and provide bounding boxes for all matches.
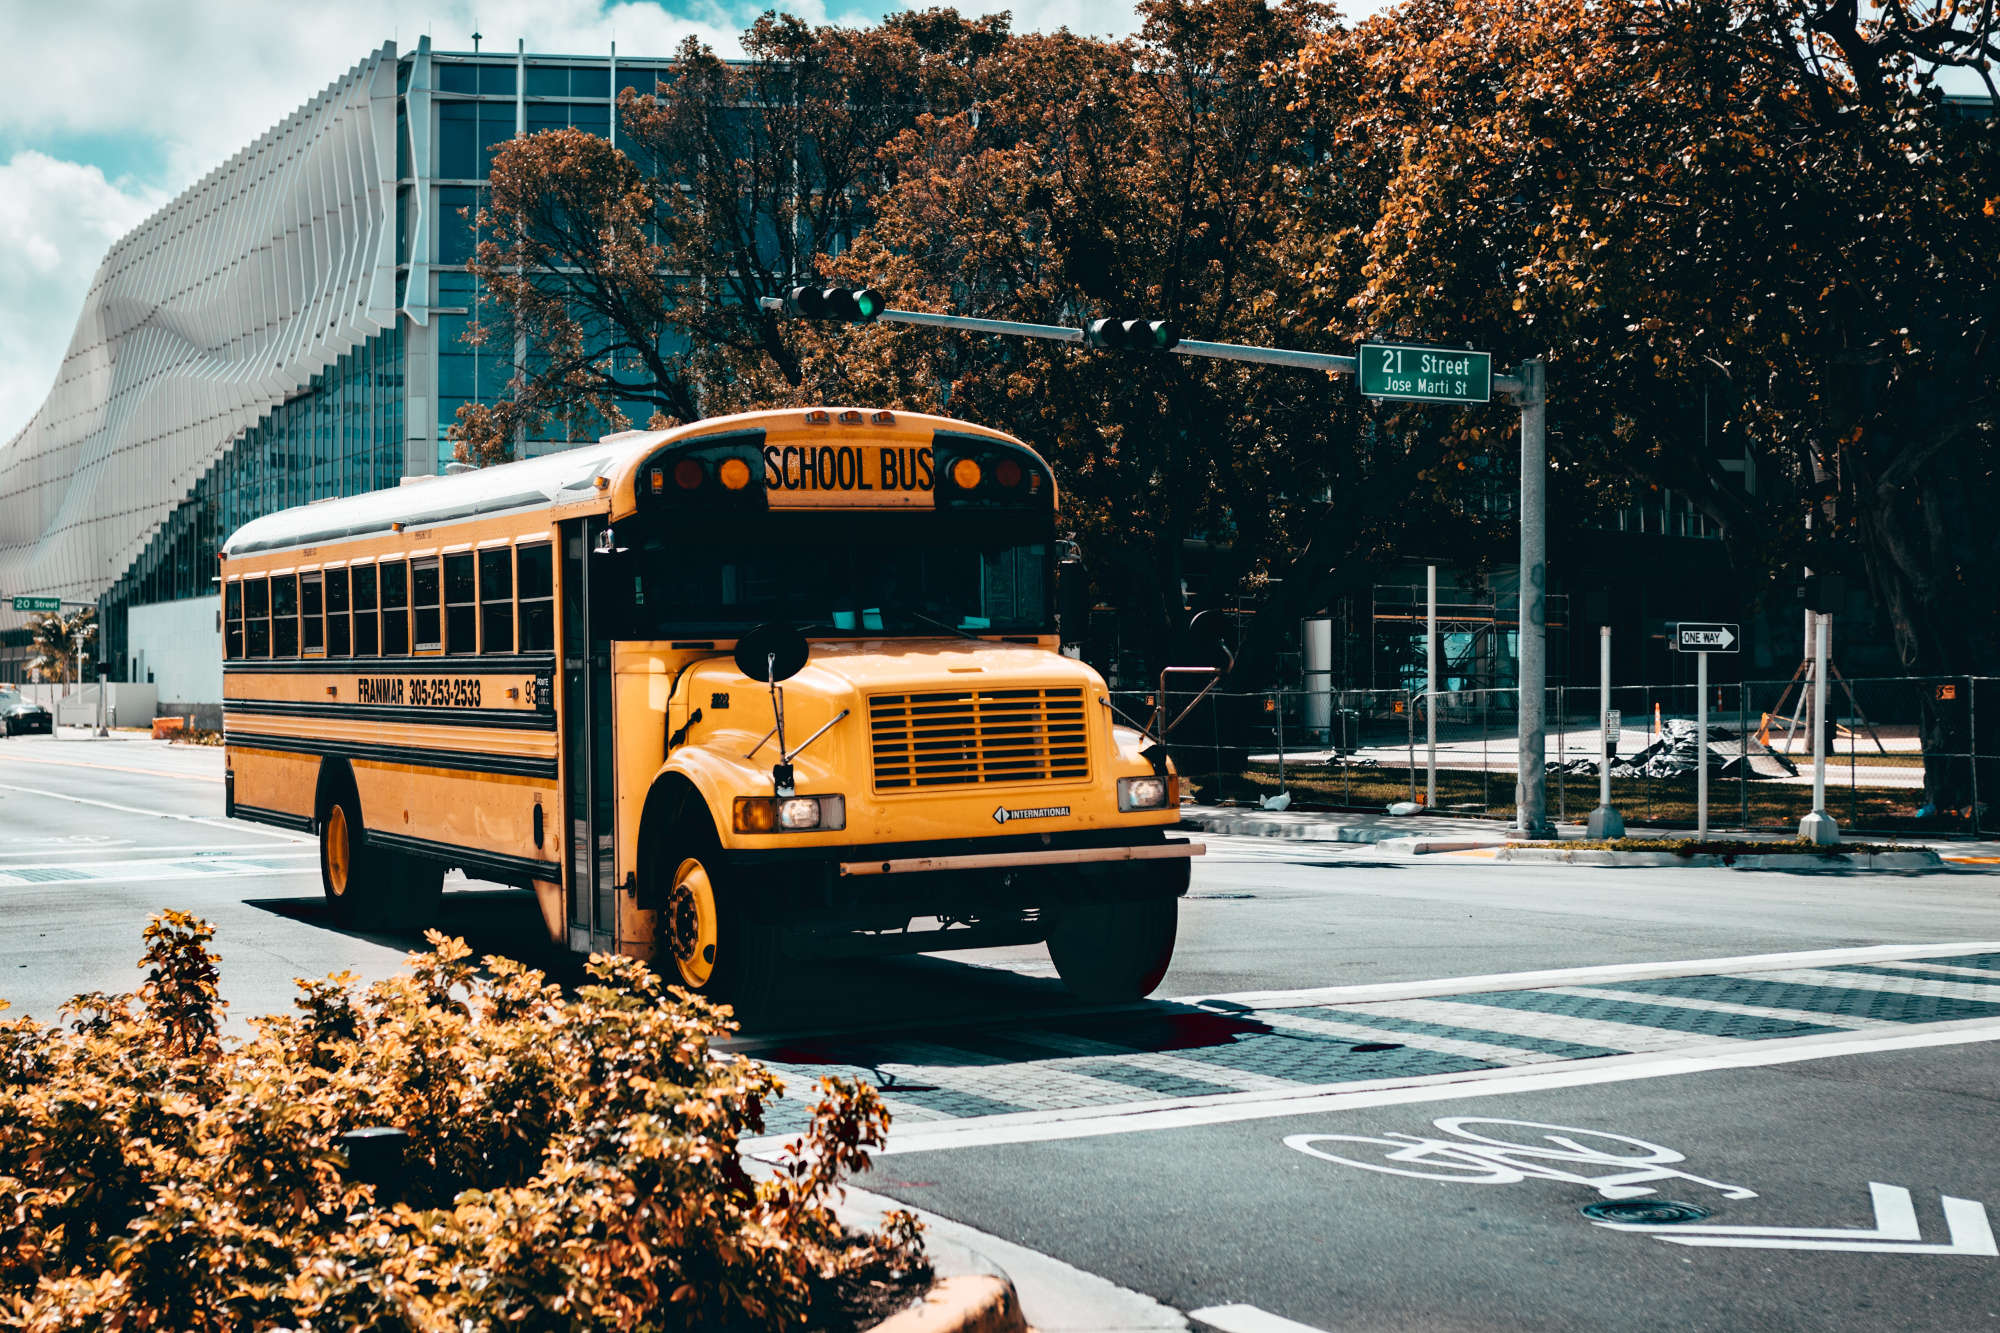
[1358,342,1493,405]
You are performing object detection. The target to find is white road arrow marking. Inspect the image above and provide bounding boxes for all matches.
[1593,1182,1998,1255]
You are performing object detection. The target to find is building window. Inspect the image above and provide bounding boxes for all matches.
[570,66,609,98]
[437,63,479,94]
[381,561,410,655]
[244,578,270,657]
[480,547,514,653]
[300,573,324,655]
[325,568,351,656]
[224,581,243,659]
[518,542,554,652]
[413,558,443,652]
[272,575,299,657]
[439,102,478,179]
[525,64,569,97]
[352,565,379,656]
[445,552,477,654]
[480,63,516,96]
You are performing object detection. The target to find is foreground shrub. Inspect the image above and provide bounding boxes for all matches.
[0,911,924,1330]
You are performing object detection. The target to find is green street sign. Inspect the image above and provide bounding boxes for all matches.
[1358,342,1493,405]
[11,596,59,613]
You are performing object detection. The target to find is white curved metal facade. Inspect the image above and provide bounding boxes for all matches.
[0,43,401,605]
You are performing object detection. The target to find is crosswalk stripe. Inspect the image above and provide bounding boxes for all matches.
[1252,1009,1572,1067]
[1736,968,2000,1003]
[993,1029,1302,1094]
[1539,985,1867,1031]
[1366,997,1748,1053]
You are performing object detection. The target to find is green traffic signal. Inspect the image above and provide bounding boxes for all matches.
[787,284,888,324]
[1085,317,1179,351]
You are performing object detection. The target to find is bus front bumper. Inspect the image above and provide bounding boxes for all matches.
[837,841,1203,878]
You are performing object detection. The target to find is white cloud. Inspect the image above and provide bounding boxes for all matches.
[0,151,164,445]
[0,0,1152,441]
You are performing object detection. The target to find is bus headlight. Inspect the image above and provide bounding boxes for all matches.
[1117,775,1173,811]
[735,794,846,833]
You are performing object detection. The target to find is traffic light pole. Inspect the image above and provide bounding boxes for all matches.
[763,295,1551,830]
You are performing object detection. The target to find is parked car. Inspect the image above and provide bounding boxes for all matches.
[0,688,53,736]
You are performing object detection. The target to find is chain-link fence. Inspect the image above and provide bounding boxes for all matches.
[1123,675,1995,836]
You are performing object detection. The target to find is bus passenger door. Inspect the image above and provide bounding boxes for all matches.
[561,518,618,954]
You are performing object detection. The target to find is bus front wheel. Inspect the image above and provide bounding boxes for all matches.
[653,814,778,1008]
[1046,891,1179,1003]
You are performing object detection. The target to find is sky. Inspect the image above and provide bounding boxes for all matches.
[0,0,1152,445]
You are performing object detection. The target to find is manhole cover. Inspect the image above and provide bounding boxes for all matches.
[1580,1199,1712,1224]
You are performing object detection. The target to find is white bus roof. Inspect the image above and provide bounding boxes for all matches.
[221,444,623,557]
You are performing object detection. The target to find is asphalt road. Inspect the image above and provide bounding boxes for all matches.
[4,731,1999,1330]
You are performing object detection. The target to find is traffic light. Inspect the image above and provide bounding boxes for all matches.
[787,284,887,323]
[1085,318,1179,351]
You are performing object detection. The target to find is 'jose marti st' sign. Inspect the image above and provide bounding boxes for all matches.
[1358,342,1493,405]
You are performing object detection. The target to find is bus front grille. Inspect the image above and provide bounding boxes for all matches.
[870,686,1090,790]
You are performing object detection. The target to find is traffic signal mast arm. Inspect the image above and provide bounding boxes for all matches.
[757,293,1526,393]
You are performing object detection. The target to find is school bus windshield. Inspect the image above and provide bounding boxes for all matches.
[622,515,1051,638]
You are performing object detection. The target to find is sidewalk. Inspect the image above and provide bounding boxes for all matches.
[1180,803,2000,864]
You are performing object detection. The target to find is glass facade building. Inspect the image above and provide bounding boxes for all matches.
[2,37,683,688]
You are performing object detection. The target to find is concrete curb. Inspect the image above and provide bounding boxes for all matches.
[1492,846,1945,871]
[867,1275,1026,1333]
[1180,814,1416,843]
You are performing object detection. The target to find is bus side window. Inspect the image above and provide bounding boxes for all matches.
[517,542,554,652]
[352,565,379,656]
[272,575,300,657]
[381,562,410,655]
[444,552,476,655]
[412,558,442,653]
[300,573,324,655]
[325,568,350,656]
[224,581,243,659]
[480,547,514,653]
[244,577,270,657]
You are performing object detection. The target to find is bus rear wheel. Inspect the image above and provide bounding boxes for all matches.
[1046,890,1180,1004]
[320,787,385,927]
[653,815,778,1009]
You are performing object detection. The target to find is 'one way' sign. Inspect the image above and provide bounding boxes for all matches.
[1672,622,1739,653]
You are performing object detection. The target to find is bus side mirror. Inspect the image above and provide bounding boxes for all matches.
[1057,560,1090,642]
[735,624,811,796]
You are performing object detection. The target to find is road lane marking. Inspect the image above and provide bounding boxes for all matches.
[1286,1117,1756,1201]
[1596,1182,1999,1256]
[0,853,320,888]
[0,781,312,844]
[0,753,224,783]
[1190,1305,1333,1333]
[1182,941,2000,1011]
[774,1018,2000,1157]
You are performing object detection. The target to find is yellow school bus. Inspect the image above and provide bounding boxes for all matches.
[221,408,1200,1002]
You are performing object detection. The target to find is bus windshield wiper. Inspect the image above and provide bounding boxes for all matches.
[889,605,982,641]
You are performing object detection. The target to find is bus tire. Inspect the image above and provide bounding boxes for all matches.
[652,812,779,1009]
[1046,890,1179,1003]
[319,784,389,928]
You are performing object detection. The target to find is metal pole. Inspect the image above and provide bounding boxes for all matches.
[1426,564,1438,808]
[1512,358,1553,835]
[1588,625,1624,837]
[1697,650,1709,840]
[1800,612,1839,844]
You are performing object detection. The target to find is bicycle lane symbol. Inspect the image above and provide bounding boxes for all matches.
[1284,1117,1758,1202]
